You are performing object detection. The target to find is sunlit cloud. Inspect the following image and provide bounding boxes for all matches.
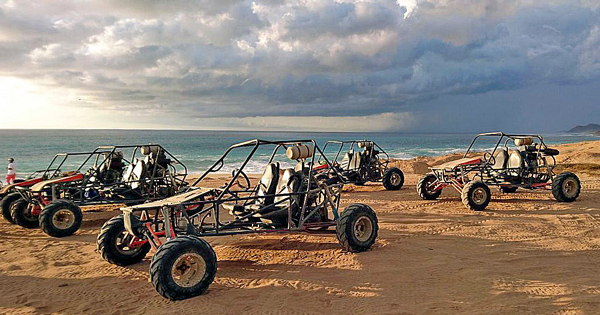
[0,0,599,131]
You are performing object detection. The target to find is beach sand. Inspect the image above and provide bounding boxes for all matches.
[1,140,600,314]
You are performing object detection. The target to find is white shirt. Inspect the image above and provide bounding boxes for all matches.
[7,163,15,175]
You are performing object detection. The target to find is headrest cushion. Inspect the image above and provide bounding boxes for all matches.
[514,138,533,146]
[286,144,314,160]
[141,145,160,156]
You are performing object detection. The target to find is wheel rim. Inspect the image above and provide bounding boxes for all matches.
[115,231,142,256]
[562,178,578,198]
[24,204,38,221]
[52,209,75,230]
[425,178,437,194]
[353,216,374,242]
[472,187,488,205]
[171,252,207,288]
[390,172,402,186]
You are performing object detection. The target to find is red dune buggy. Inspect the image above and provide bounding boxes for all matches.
[417,132,581,211]
[97,139,379,300]
[12,144,187,237]
[1,166,66,224]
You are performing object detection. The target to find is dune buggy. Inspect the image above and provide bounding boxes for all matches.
[1,167,64,224]
[97,139,379,300]
[417,132,581,211]
[12,144,187,237]
[322,140,404,190]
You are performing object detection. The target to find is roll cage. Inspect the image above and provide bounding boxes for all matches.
[16,144,188,206]
[431,132,556,188]
[122,139,347,250]
[322,140,390,181]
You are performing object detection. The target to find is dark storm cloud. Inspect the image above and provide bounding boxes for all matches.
[1,0,599,130]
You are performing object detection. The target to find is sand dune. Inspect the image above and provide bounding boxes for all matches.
[1,140,600,314]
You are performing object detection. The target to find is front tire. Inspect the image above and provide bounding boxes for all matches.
[1,192,22,223]
[98,215,151,266]
[39,200,83,237]
[336,203,378,252]
[11,199,40,228]
[382,167,404,190]
[150,236,217,300]
[417,174,442,200]
[552,172,581,202]
[461,181,491,211]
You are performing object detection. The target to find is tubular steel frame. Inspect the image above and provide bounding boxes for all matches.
[122,139,347,250]
[322,140,391,184]
[15,144,188,208]
[429,132,558,194]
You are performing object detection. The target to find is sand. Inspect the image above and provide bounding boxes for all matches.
[1,140,600,314]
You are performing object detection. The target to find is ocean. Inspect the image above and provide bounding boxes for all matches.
[0,129,597,176]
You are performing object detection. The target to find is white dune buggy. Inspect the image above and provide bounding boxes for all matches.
[417,132,581,211]
[97,139,379,300]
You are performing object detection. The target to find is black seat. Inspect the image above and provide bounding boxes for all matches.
[226,162,280,217]
[254,168,301,225]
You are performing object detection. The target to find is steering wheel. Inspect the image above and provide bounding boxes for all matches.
[232,169,251,190]
[483,151,496,165]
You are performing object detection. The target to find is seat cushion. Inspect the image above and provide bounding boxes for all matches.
[257,162,279,205]
[341,151,353,170]
[507,151,523,173]
[492,148,509,170]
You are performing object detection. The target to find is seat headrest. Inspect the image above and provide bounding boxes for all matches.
[141,145,160,156]
[357,141,372,149]
[514,138,533,146]
[286,144,314,160]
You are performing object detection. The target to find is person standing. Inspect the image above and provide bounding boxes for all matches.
[6,158,16,185]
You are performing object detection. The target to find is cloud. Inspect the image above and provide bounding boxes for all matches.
[0,0,599,131]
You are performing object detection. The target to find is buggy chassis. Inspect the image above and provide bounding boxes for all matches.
[12,144,187,237]
[1,164,67,224]
[322,140,404,190]
[98,139,379,300]
[417,132,581,211]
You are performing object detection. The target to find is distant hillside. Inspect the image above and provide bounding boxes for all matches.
[568,123,600,133]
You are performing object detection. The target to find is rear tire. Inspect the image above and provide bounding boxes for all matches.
[1,192,21,224]
[11,199,39,228]
[150,236,217,300]
[461,181,491,211]
[382,167,404,190]
[97,215,151,266]
[552,172,581,202]
[499,186,518,194]
[336,203,378,252]
[39,200,82,237]
[417,174,442,200]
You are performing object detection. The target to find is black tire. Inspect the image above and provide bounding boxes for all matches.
[382,167,404,190]
[336,203,378,253]
[499,186,518,194]
[150,236,217,300]
[461,181,491,211]
[552,172,581,202]
[11,199,40,228]
[1,192,21,224]
[417,174,442,200]
[97,215,151,266]
[39,200,83,237]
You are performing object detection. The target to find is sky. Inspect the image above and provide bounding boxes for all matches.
[0,0,599,132]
